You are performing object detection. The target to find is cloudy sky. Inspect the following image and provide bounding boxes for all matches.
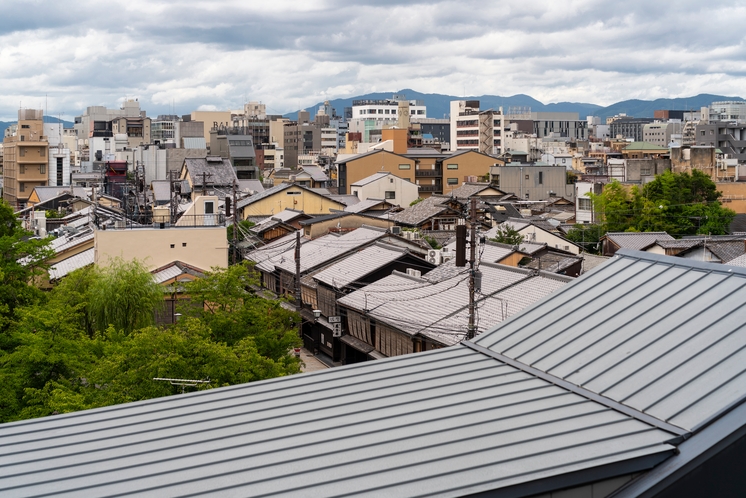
[1,0,744,120]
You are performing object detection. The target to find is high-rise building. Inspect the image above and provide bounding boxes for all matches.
[2,109,49,208]
[449,100,505,154]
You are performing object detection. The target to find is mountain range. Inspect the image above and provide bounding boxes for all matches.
[285,89,744,122]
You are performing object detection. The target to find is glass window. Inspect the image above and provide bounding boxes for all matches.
[447,178,458,185]
[385,191,395,199]
[40,164,46,175]
[447,164,458,170]
[578,198,592,210]
[398,164,411,170]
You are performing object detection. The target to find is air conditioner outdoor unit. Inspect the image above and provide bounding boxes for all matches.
[406,268,422,278]
[114,220,127,229]
[428,249,442,265]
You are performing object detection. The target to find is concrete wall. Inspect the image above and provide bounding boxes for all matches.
[95,226,228,271]
[190,111,232,144]
[492,165,575,200]
[351,174,419,207]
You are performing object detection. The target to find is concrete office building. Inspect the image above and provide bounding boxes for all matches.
[695,122,746,162]
[643,122,682,148]
[610,117,655,142]
[531,112,588,140]
[708,100,746,122]
[44,123,71,187]
[490,163,575,200]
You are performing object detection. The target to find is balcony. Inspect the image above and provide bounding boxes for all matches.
[415,169,442,177]
[418,185,442,193]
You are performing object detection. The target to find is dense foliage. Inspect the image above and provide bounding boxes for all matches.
[489,224,524,246]
[566,170,736,252]
[0,202,302,423]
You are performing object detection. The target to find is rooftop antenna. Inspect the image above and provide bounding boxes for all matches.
[153,377,210,395]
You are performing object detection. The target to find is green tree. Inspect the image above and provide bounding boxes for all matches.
[84,319,299,406]
[565,224,605,254]
[590,172,734,237]
[0,200,52,334]
[227,219,256,242]
[182,262,302,360]
[88,258,164,335]
[489,224,524,246]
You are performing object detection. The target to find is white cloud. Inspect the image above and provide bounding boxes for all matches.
[0,0,744,120]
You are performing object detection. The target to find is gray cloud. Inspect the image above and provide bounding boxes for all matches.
[0,0,744,120]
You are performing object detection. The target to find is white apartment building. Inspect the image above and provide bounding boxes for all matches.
[350,94,426,121]
[449,100,505,155]
[44,123,71,187]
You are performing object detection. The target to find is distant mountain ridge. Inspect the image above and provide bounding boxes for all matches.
[0,116,74,138]
[285,89,744,122]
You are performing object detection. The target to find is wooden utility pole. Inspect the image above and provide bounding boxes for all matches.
[467,197,477,340]
[295,231,303,338]
[232,181,238,265]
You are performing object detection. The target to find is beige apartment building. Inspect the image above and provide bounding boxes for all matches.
[2,109,49,208]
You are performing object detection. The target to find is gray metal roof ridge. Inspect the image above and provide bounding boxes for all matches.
[477,261,575,284]
[617,248,746,276]
[461,341,689,438]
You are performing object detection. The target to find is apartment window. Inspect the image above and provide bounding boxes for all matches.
[40,164,45,175]
[39,148,44,157]
[447,178,458,185]
[19,148,25,157]
[398,164,411,170]
[19,183,24,192]
[525,174,529,180]
[21,124,29,129]
[385,191,395,199]
[19,165,25,174]
[447,164,458,170]
[538,171,543,184]
[701,131,706,136]
[578,198,592,210]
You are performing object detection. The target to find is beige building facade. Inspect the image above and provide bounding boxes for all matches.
[2,109,49,208]
[95,226,228,271]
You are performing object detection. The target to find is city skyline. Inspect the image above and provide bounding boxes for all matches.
[1,0,745,121]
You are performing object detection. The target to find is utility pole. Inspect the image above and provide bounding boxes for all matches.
[467,197,477,340]
[295,230,303,338]
[232,180,238,265]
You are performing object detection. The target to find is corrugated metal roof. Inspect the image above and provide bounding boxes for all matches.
[256,226,386,274]
[344,198,390,213]
[313,242,408,289]
[300,165,328,182]
[182,137,206,149]
[48,248,94,280]
[476,250,746,432]
[338,261,571,345]
[151,264,186,284]
[0,346,675,497]
[350,172,391,186]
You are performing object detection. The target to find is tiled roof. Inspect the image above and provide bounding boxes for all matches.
[235,183,292,210]
[604,232,675,251]
[183,156,237,186]
[388,195,451,226]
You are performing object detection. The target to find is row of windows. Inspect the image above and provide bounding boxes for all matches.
[19,164,45,174]
[362,109,425,115]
